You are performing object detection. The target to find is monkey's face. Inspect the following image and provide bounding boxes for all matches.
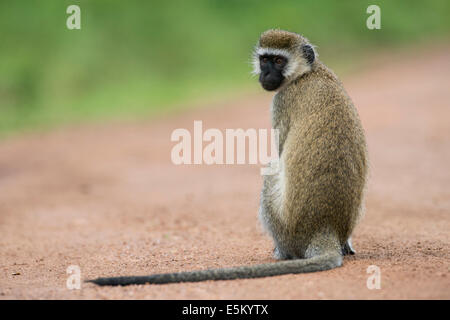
[259,55,287,91]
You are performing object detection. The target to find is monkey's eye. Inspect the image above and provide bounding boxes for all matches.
[261,57,269,64]
[275,57,284,65]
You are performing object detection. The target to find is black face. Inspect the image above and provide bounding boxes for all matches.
[259,55,287,91]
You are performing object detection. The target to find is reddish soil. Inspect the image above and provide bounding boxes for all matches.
[0,47,449,299]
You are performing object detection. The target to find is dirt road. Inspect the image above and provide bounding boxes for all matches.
[0,47,449,299]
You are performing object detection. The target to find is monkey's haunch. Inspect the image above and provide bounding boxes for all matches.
[88,252,342,286]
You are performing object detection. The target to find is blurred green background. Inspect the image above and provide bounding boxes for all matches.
[1,0,449,137]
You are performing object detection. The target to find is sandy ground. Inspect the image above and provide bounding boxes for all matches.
[0,47,449,300]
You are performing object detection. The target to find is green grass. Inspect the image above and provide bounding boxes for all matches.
[1,0,449,137]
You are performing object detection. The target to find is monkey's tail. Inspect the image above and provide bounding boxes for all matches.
[87,251,342,286]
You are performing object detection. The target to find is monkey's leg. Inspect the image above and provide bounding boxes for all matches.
[342,237,356,256]
[259,205,291,260]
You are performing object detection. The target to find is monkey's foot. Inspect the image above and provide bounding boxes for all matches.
[342,239,356,256]
[273,247,292,260]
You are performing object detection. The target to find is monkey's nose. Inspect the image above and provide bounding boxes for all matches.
[262,69,271,77]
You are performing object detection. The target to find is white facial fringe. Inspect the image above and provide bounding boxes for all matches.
[252,47,310,78]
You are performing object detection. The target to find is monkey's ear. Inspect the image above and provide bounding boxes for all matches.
[301,44,315,64]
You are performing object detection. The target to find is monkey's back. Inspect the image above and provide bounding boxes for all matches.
[275,63,368,251]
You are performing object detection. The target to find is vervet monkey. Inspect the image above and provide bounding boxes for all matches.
[89,29,368,286]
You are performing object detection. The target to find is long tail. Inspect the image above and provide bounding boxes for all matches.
[88,251,342,286]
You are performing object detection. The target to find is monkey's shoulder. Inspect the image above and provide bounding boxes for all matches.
[277,66,351,116]
[304,64,350,102]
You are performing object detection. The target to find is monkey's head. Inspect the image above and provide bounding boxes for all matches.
[252,29,316,91]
